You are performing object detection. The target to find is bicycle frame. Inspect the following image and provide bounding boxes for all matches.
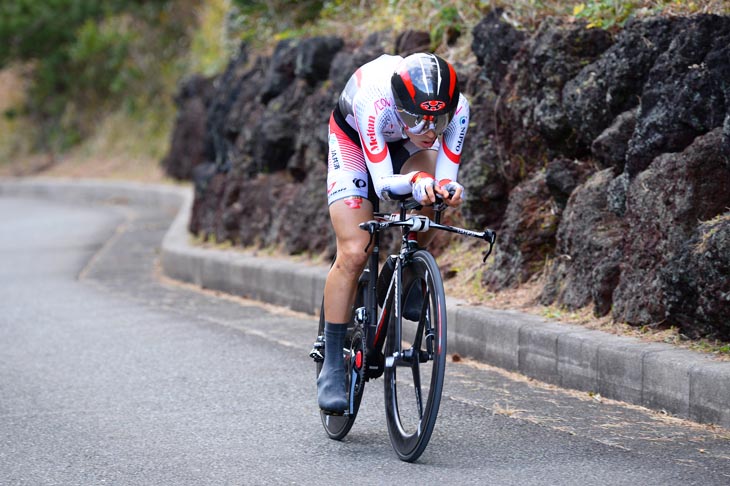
[358,197,496,377]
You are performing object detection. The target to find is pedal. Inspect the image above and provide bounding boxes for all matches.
[365,350,384,380]
[321,410,348,417]
[385,351,402,369]
[309,349,323,362]
[309,337,324,362]
[354,306,367,325]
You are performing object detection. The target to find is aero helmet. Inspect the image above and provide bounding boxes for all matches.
[391,53,460,135]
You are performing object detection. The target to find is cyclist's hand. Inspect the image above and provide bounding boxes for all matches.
[436,180,465,207]
[411,172,437,204]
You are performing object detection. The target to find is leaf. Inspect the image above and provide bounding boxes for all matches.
[573,4,586,16]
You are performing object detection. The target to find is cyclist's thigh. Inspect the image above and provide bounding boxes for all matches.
[329,197,374,255]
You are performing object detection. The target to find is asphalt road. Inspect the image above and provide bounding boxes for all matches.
[1,195,729,485]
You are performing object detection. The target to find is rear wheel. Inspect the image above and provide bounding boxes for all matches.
[383,250,447,462]
[316,273,367,440]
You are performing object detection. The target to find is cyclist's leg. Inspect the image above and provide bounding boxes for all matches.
[323,111,374,323]
[319,199,373,412]
[318,111,373,413]
[324,198,374,321]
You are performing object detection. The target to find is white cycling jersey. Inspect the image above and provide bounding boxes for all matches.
[327,54,469,205]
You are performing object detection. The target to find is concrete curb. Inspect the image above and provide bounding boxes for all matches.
[2,177,728,429]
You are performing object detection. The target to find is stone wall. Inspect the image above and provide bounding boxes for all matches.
[161,12,730,339]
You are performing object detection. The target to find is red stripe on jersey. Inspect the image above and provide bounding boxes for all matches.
[442,140,461,164]
[329,114,367,173]
[362,141,388,163]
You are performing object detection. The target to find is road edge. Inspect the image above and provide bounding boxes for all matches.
[2,176,728,429]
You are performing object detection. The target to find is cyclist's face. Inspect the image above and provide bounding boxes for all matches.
[406,128,437,149]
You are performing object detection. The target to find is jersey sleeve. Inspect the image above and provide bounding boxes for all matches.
[353,89,412,199]
[435,93,470,185]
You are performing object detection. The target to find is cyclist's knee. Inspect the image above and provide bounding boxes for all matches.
[334,241,369,278]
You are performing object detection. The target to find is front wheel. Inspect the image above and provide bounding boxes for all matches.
[384,250,447,462]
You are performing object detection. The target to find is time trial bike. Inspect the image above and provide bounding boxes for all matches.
[310,192,496,462]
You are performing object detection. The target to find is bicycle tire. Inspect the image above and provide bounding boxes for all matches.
[316,274,367,440]
[384,250,447,462]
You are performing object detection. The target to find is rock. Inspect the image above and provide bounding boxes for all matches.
[260,39,298,104]
[662,213,730,340]
[295,36,344,86]
[395,30,430,56]
[612,128,730,326]
[563,17,679,146]
[160,74,215,180]
[540,169,624,316]
[495,17,612,169]
[591,107,637,171]
[459,69,509,229]
[625,15,730,176]
[278,162,333,256]
[545,157,592,208]
[606,171,629,217]
[167,14,730,339]
[328,30,393,92]
[189,162,227,239]
[471,9,525,88]
[485,171,560,289]
[251,109,298,173]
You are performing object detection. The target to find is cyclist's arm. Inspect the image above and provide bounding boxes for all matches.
[353,94,413,199]
[435,94,470,187]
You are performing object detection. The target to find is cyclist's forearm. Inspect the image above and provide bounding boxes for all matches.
[371,173,415,200]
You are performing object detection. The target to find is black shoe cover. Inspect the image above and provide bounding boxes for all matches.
[317,322,348,413]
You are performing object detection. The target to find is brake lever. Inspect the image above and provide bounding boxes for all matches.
[482,229,496,263]
[359,221,377,253]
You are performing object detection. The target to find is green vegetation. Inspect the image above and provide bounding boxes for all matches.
[0,0,197,169]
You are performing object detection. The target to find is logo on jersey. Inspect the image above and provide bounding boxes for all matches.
[353,178,366,189]
[328,134,340,170]
[454,117,467,152]
[455,130,466,152]
[366,115,378,151]
[374,97,391,114]
[420,100,446,111]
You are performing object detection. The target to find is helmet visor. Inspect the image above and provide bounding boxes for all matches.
[397,109,451,135]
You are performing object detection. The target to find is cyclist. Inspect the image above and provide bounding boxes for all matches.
[319,52,470,413]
